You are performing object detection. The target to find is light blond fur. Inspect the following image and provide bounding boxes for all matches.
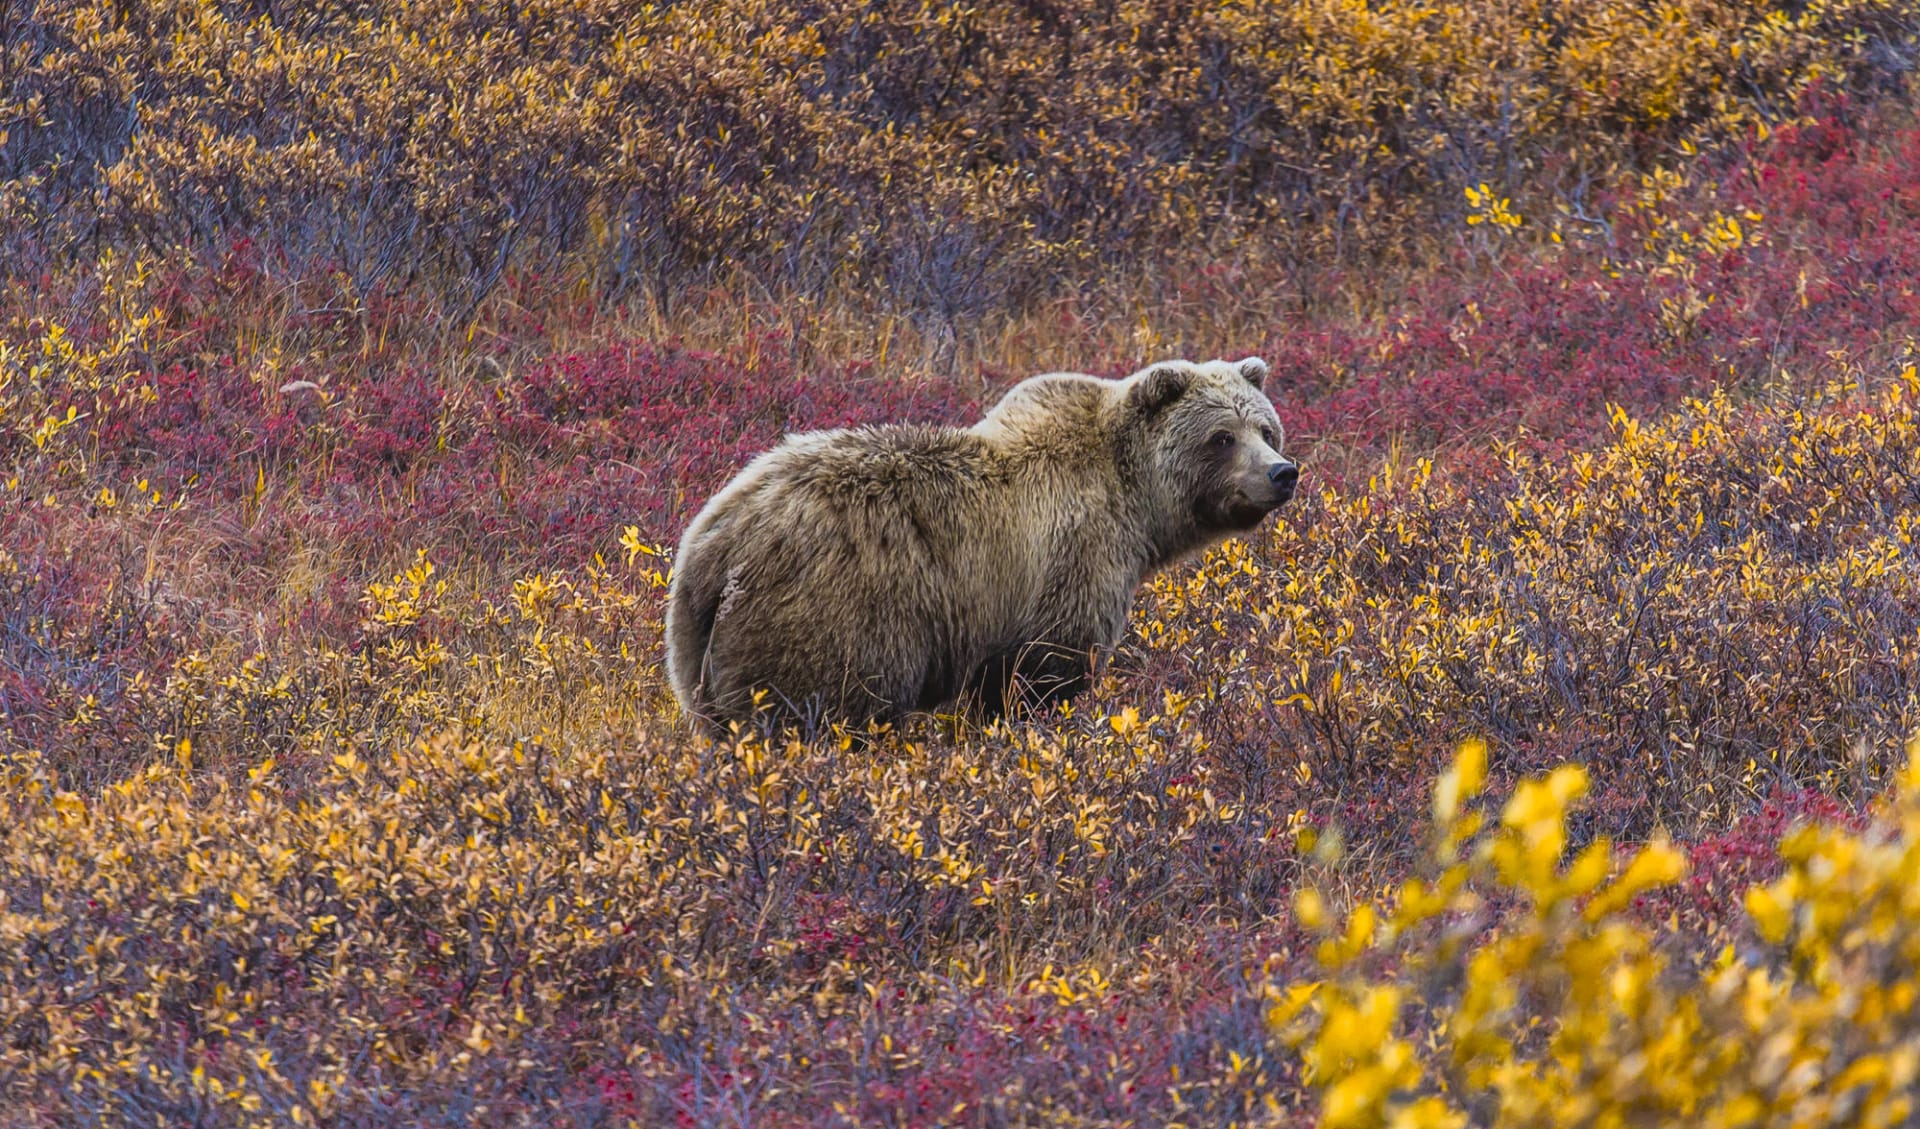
[664,357,1294,730]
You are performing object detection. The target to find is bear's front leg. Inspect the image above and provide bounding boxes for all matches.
[962,640,1101,721]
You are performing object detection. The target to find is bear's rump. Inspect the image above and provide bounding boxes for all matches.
[699,489,963,721]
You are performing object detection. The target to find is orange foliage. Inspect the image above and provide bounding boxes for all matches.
[3,0,1912,322]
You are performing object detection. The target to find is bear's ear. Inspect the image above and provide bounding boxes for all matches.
[1131,363,1192,415]
[1236,356,1269,390]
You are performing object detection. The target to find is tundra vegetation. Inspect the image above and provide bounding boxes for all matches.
[5,1,1920,1125]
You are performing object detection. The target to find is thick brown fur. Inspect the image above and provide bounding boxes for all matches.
[664,357,1297,731]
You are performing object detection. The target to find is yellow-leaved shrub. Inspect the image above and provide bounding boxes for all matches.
[1275,735,1920,1128]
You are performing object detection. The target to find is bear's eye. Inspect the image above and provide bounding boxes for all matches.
[1209,430,1235,449]
[1260,427,1276,446]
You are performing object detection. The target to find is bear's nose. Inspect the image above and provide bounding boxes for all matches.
[1269,461,1299,489]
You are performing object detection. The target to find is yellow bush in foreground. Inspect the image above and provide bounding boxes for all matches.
[1275,735,1920,1128]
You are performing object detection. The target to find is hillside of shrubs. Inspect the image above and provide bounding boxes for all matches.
[6,1,1920,1125]
[8,0,1919,339]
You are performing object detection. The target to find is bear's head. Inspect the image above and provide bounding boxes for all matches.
[1123,356,1297,540]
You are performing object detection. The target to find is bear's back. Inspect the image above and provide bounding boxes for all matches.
[971,372,1109,449]
[775,424,998,502]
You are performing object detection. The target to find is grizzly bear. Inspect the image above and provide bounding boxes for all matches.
[664,357,1297,731]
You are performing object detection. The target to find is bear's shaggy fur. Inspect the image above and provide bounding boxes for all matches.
[664,357,1297,731]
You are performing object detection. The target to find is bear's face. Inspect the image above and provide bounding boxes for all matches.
[1128,357,1297,534]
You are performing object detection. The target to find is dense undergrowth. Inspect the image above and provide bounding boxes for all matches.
[5,7,1920,1125]
[5,0,1917,340]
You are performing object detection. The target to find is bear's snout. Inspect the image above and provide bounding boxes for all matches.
[1268,460,1299,499]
